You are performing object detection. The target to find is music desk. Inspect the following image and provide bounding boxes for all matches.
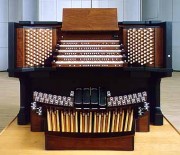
[0,118,179,155]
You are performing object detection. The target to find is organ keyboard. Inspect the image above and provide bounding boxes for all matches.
[53,39,127,67]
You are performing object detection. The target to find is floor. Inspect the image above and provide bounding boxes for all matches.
[0,72,179,132]
[0,118,179,155]
[0,72,19,131]
[161,72,180,132]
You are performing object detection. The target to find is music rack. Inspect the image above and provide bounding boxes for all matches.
[8,8,172,151]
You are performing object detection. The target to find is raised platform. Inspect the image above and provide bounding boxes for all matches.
[0,118,179,155]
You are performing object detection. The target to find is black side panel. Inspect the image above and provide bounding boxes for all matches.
[8,22,16,77]
[164,22,172,70]
[18,75,32,125]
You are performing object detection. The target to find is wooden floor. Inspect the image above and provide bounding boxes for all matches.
[161,72,180,131]
[0,72,19,132]
[0,118,179,155]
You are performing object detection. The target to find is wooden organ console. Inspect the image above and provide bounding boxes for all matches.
[8,8,172,151]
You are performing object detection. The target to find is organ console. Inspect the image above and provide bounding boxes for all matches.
[8,8,172,151]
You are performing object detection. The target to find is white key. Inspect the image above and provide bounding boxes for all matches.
[55,61,124,65]
[56,55,123,58]
[60,45,120,48]
[60,40,119,43]
[58,50,122,53]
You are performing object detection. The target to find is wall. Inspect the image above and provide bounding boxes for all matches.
[39,0,141,21]
[142,0,180,70]
[0,0,9,70]
[22,0,39,21]
[0,0,39,71]
[0,0,25,71]
[172,0,180,71]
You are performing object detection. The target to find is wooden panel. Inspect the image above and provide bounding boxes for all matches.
[16,27,57,68]
[136,111,150,132]
[30,110,45,132]
[62,8,119,31]
[16,28,25,68]
[45,132,134,150]
[155,27,164,67]
[122,28,128,51]
[52,28,57,51]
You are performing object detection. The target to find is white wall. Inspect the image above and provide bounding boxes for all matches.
[142,0,159,20]
[9,0,39,21]
[22,0,39,21]
[0,0,9,70]
[39,0,141,21]
[124,0,141,21]
[9,0,23,22]
[172,0,180,71]
[142,0,180,70]
[0,0,39,71]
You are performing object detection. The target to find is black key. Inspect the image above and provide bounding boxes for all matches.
[74,88,82,106]
[83,88,90,105]
[99,87,106,107]
[91,88,98,105]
